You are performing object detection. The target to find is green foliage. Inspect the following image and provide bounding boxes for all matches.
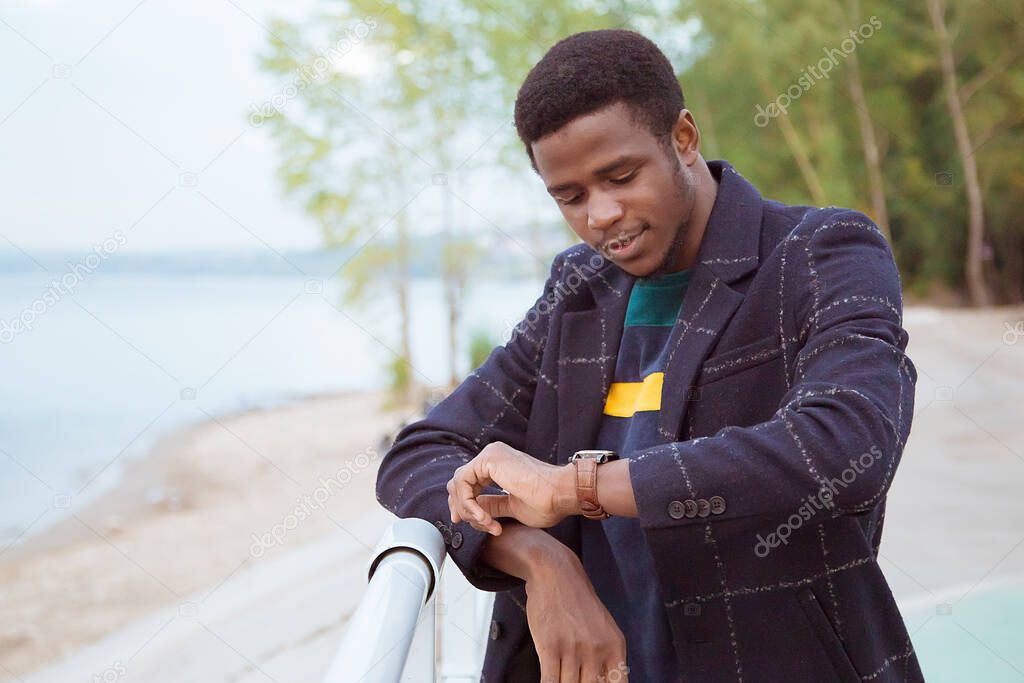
[257,0,1024,303]
[468,329,497,370]
[386,354,411,396]
[672,0,1023,301]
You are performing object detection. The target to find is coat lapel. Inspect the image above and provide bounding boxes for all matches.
[654,267,745,441]
[556,258,634,463]
[656,161,765,441]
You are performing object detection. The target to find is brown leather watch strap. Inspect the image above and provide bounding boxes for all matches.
[574,458,610,520]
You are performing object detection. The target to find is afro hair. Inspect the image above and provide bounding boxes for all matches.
[513,29,684,170]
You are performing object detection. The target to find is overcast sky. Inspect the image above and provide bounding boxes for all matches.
[0,0,548,254]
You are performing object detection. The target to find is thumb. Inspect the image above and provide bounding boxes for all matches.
[477,494,514,521]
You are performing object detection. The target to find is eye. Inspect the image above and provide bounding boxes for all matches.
[610,170,637,185]
[557,194,583,206]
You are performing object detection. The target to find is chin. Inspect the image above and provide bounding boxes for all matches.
[618,257,659,278]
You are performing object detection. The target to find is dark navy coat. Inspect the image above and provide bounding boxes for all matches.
[377,161,924,682]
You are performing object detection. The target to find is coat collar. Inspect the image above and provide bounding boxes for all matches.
[555,160,764,460]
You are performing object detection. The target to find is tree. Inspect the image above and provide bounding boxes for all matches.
[258,0,1024,321]
[928,0,991,305]
[837,0,891,243]
[258,4,492,399]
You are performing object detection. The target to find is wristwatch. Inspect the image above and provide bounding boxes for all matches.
[570,450,618,520]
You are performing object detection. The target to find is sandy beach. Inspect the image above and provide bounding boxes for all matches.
[0,390,410,680]
[2,306,1023,682]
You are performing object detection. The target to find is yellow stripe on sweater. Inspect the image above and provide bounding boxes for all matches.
[603,372,664,417]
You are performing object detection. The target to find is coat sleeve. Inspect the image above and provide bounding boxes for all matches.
[629,211,916,533]
[375,251,567,592]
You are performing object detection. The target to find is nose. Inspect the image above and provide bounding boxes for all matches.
[586,190,624,234]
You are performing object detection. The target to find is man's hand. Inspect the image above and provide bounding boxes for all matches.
[480,523,628,682]
[446,441,579,535]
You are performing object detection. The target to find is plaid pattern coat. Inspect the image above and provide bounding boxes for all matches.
[377,161,924,682]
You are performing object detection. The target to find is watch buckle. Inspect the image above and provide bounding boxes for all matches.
[570,449,617,464]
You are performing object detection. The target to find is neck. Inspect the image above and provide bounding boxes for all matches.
[670,157,718,272]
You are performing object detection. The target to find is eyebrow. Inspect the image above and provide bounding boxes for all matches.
[545,155,639,195]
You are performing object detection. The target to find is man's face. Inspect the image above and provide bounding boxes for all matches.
[532,102,697,277]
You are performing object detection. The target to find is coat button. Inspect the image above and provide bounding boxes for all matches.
[667,500,686,519]
[709,495,726,515]
[697,499,711,518]
[451,531,463,549]
[436,522,453,545]
[489,619,503,640]
[683,499,699,518]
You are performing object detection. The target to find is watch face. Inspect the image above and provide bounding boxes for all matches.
[572,450,617,463]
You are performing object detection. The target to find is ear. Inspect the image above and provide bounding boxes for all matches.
[672,109,701,165]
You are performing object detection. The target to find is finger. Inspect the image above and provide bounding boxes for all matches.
[466,499,501,536]
[466,519,492,534]
[452,466,491,526]
[447,483,466,524]
[449,489,493,533]
[481,521,502,535]
[466,518,502,535]
[559,657,581,683]
[538,650,559,683]
[465,511,501,535]
[580,661,601,683]
[455,461,494,489]
[447,489,461,524]
[603,657,628,683]
[452,485,487,527]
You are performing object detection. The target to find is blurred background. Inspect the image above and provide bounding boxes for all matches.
[0,1,1022,681]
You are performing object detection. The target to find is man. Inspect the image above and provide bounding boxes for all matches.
[377,29,922,682]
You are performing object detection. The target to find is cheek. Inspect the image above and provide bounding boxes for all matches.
[648,177,687,224]
[561,206,588,234]
[625,184,664,225]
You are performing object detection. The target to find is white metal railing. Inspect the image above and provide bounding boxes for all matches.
[324,518,493,682]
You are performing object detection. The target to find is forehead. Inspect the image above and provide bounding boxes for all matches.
[532,102,658,184]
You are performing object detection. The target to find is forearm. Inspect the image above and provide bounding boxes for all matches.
[486,524,627,680]
[594,458,638,517]
[479,521,580,581]
[629,370,910,531]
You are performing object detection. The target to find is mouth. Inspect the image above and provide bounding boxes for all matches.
[602,227,647,259]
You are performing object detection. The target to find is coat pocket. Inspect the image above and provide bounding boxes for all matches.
[795,587,861,683]
[698,334,781,385]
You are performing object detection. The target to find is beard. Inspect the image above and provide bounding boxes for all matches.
[648,153,697,277]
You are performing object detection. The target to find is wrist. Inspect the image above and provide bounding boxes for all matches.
[522,536,584,585]
[481,523,577,583]
[554,463,582,518]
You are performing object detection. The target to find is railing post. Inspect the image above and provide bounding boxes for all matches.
[439,562,495,682]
